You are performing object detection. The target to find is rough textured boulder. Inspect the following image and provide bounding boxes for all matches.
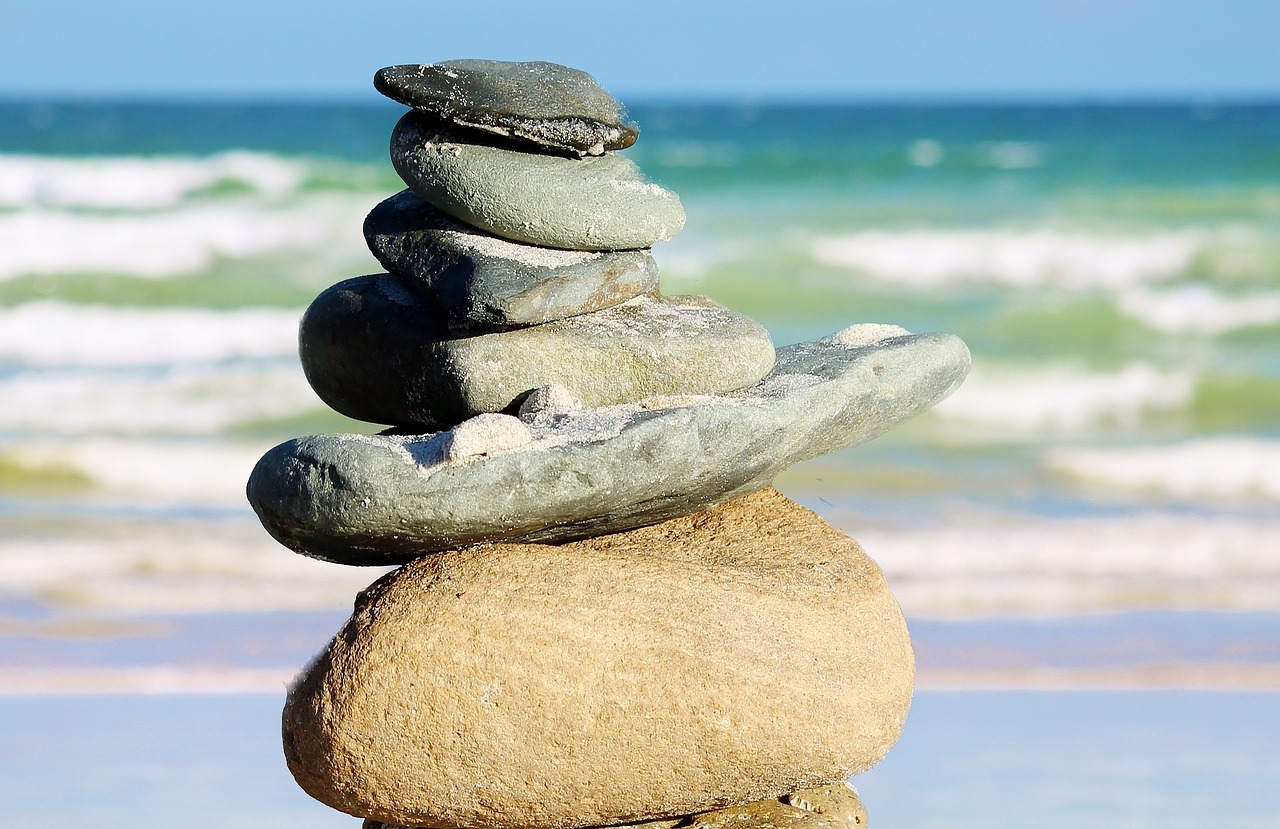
[284,490,912,829]
[360,781,867,829]
[249,326,970,565]
[688,783,869,829]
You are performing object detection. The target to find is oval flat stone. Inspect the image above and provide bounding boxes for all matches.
[375,60,638,156]
[391,113,684,250]
[249,325,970,565]
[299,274,774,430]
[364,189,658,329]
[282,489,913,829]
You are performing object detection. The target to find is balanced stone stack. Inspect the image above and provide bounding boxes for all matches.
[246,60,971,829]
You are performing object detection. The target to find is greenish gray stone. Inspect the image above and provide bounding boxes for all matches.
[391,112,684,250]
[375,60,637,156]
[364,189,658,330]
[299,274,776,430]
[248,326,970,565]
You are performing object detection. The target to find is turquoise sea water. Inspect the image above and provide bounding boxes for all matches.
[3,98,1276,614]
[1,99,1278,825]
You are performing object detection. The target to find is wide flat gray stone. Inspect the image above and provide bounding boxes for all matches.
[364,189,658,330]
[391,113,684,250]
[249,325,971,565]
[299,274,776,430]
[375,60,637,156]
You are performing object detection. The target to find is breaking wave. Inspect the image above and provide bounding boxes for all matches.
[1044,437,1280,503]
[809,228,1204,290]
[0,302,299,367]
[0,151,307,210]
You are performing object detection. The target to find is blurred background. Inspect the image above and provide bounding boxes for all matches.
[1,1,1277,827]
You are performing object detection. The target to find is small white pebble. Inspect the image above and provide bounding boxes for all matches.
[830,323,910,347]
[443,413,532,461]
[517,383,583,424]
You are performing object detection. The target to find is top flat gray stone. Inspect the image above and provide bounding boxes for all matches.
[247,325,971,565]
[375,60,637,156]
[364,189,658,330]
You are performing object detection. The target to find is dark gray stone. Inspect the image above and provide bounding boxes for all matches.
[375,60,637,156]
[364,189,658,330]
[248,326,971,565]
[299,274,776,430]
[390,113,684,250]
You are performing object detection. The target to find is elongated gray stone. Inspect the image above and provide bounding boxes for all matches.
[249,325,970,565]
[375,60,637,156]
[391,113,684,250]
[300,274,774,430]
[364,189,658,329]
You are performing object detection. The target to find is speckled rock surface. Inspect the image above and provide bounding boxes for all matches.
[359,781,867,829]
[375,60,637,156]
[391,113,684,250]
[364,189,658,329]
[689,783,869,829]
[298,274,775,429]
[249,325,969,564]
[283,489,913,829]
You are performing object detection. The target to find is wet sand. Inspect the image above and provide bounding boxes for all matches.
[1,689,1275,828]
[4,608,1280,694]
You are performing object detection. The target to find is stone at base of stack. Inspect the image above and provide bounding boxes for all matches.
[283,489,911,829]
[363,780,869,829]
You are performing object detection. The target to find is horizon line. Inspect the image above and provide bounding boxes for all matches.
[2,90,1280,108]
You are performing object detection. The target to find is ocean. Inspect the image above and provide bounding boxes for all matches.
[1,99,1278,826]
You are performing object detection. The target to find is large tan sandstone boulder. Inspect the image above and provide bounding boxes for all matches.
[283,489,912,828]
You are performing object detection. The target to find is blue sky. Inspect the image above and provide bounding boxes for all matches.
[2,0,1278,100]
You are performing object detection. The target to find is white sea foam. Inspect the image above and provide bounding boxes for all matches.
[652,140,741,168]
[1044,437,1280,502]
[2,438,274,506]
[0,363,320,435]
[856,512,1280,615]
[907,139,944,167]
[6,506,1275,615]
[1116,284,1280,335]
[810,228,1203,290]
[0,518,390,613]
[0,195,369,280]
[931,362,1196,436]
[0,302,299,367]
[0,152,304,209]
[978,141,1046,169]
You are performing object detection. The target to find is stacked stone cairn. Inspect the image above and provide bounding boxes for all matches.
[246,60,971,829]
